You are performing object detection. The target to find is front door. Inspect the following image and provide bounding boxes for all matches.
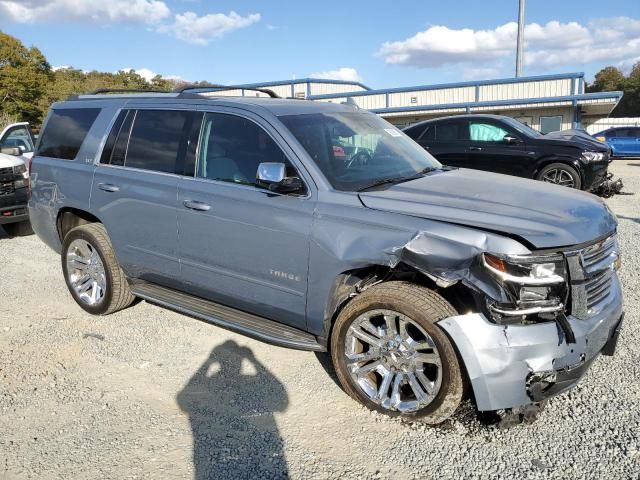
[90,109,192,285]
[177,110,314,330]
[465,119,532,177]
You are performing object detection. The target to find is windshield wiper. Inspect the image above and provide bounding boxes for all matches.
[356,167,442,192]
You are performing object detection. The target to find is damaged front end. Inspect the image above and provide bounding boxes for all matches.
[432,235,624,413]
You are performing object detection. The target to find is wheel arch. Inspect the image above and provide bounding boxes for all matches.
[57,207,102,242]
[532,156,583,184]
[321,262,476,350]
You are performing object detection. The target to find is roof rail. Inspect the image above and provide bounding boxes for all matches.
[86,88,172,95]
[175,84,280,98]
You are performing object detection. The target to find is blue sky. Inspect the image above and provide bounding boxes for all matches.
[0,0,638,88]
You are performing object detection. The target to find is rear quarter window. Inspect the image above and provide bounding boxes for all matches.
[37,108,101,160]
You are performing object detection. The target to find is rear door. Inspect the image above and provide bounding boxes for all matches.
[464,118,532,176]
[425,119,468,167]
[176,109,314,329]
[90,108,192,285]
[607,128,635,156]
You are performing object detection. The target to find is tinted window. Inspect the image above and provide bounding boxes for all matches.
[630,128,640,137]
[404,124,427,140]
[197,113,291,186]
[613,128,631,137]
[37,108,100,159]
[435,122,461,141]
[469,122,509,142]
[100,110,128,164]
[125,110,189,173]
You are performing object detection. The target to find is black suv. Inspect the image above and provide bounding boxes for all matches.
[404,114,611,191]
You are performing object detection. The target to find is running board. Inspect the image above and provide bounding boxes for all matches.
[130,282,324,351]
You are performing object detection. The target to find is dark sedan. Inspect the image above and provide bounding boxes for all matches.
[404,114,611,191]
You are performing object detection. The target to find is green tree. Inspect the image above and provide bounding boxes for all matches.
[0,31,52,125]
[587,63,640,117]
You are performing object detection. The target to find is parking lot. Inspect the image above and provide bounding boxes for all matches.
[0,160,638,479]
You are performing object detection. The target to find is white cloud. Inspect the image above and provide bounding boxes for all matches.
[617,55,640,74]
[310,67,363,83]
[160,11,260,45]
[0,0,170,24]
[378,17,640,72]
[120,68,184,82]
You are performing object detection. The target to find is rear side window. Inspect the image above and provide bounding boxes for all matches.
[125,110,189,173]
[37,108,100,159]
[404,124,427,141]
[435,122,462,141]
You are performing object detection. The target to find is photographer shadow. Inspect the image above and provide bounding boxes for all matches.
[177,340,289,480]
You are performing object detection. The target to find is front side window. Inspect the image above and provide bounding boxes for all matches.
[196,113,292,186]
[280,111,441,191]
[125,110,190,173]
[37,108,100,160]
[1,125,34,153]
[469,122,510,142]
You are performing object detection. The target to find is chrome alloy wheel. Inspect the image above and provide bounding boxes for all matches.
[65,239,107,306]
[542,168,575,187]
[344,309,442,413]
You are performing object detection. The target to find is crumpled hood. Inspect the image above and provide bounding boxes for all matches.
[358,168,617,249]
[542,129,609,152]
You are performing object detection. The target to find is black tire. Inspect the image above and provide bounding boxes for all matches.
[3,220,33,237]
[536,162,582,189]
[330,281,464,423]
[61,223,134,315]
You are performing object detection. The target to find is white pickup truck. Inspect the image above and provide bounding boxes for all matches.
[0,122,35,235]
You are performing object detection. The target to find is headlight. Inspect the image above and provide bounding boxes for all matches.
[13,164,29,188]
[581,151,604,162]
[482,253,568,322]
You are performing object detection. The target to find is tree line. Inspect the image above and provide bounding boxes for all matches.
[587,64,640,118]
[0,31,213,129]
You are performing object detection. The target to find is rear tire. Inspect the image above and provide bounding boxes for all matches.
[330,281,464,423]
[537,163,582,189]
[61,223,134,315]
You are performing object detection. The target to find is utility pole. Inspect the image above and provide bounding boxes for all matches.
[515,0,525,77]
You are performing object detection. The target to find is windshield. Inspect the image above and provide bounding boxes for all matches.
[280,111,441,191]
[502,117,543,138]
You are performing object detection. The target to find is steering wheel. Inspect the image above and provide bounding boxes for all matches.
[347,151,372,169]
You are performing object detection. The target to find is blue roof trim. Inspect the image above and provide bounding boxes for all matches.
[364,91,623,115]
[233,78,370,91]
[308,72,586,100]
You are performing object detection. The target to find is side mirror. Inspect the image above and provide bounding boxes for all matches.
[256,162,304,194]
[0,147,21,156]
[503,135,521,144]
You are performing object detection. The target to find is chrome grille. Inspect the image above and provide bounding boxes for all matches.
[567,235,618,319]
[0,166,15,196]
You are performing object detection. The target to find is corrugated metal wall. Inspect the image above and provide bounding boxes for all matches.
[583,117,640,134]
[478,79,573,102]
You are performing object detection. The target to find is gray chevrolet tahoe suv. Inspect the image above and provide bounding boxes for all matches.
[28,88,624,424]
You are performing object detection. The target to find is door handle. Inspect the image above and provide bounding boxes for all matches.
[97,183,119,192]
[183,200,211,212]
[469,146,483,151]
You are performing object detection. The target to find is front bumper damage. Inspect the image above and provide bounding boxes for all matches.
[437,276,623,411]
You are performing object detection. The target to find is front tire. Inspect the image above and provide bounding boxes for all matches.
[537,162,582,189]
[61,223,134,315]
[330,281,464,423]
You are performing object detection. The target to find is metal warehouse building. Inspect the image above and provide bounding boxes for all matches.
[216,73,622,134]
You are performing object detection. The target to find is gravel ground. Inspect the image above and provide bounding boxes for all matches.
[1,160,639,479]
